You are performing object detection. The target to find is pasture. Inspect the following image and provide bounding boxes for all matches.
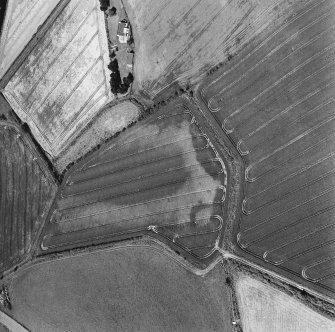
[0,123,56,275]
[2,0,113,158]
[199,0,335,299]
[236,275,335,332]
[39,98,228,266]
[9,245,233,332]
[55,100,140,172]
[123,0,304,98]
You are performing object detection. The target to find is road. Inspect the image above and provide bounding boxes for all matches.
[0,310,28,332]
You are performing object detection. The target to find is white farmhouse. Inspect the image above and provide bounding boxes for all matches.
[117,20,130,43]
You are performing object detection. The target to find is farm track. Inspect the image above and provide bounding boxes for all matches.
[0,123,56,275]
[40,102,228,264]
[199,0,335,299]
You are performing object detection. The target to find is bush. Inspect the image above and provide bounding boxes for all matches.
[99,0,110,11]
[109,7,117,16]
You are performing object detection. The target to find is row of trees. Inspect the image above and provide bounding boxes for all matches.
[108,55,134,95]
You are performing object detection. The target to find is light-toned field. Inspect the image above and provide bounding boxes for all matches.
[9,245,233,332]
[2,0,113,158]
[123,0,302,98]
[55,100,140,171]
[0,123,56,275]
[0,0,61,79]
[199,0,335,298]
[40,98,227,265]
[236,274,335,332]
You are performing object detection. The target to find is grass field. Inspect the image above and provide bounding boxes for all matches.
[0,123,56,275]
[236,274,335,332]
[2,0,113,157]
[55,100,140,172]
[39,98,227,265]
[198,0,335,298]
[123,0,303,98]
[9,245,233,332]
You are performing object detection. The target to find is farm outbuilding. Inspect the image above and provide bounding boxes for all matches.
[117,20,130,43]
[126,52,134,69]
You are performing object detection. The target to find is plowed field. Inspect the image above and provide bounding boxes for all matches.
[199,0,335,299]
[0,123,56,274]
[40,99,227,265]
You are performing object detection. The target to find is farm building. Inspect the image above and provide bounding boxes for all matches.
[126,52,134,69]
[117,20,130,43]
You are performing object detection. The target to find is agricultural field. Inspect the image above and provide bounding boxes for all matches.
[0,123,56,275]
[0,0,61,79]
[0,324,8,332]
[123,0,305,98]
[0,311,27,332]
[198,0,335,299]
[55,100,140,172]
[8,245,234,332]
[39,98,228,266]
[236,274,335,332]
[2,0,113,158]
[0,94,11,120]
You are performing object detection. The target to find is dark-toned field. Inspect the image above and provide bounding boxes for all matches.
[0,122,56,275]
[39,98,228,266]
[9,245,233,332]
[199,0,335,299]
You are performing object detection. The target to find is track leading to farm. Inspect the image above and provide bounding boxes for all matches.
[199,0,335,299]
[40,101,227,265]
[0,123,56,275]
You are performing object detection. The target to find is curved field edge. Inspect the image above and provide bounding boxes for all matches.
[5,241,235,332]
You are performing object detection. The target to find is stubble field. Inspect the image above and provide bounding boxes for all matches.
[199,0,335,299]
